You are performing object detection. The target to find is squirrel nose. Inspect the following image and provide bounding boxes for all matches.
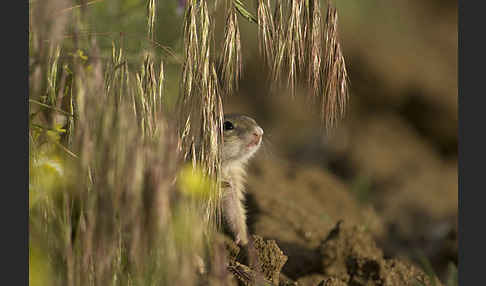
[253,126,264,138]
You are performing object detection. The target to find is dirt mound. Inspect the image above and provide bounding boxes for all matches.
[318,221,439,286]
[224,225,439,286]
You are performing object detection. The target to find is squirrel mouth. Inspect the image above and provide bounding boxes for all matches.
[247,137,262,148]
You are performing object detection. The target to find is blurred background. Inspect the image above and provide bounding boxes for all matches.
[226,0,458,282]
[29,0,457,284]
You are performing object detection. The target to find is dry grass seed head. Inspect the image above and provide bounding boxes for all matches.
[219,3,242,95]
[257,0,275,68]
[322,2,349,130]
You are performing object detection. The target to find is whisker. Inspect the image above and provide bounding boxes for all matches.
[260,133,276,159]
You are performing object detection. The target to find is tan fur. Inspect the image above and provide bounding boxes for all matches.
[221,114,263,245]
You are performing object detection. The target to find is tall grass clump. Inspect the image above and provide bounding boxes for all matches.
[29,0,350,285]
[29,1,229,285]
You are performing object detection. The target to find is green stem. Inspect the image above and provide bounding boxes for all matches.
[234,0,258,24]
[29,99,75,118]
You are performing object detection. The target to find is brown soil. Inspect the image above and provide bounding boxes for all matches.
[224,225,440,286]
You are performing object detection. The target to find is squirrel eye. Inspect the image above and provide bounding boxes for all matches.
[223,121,234,131]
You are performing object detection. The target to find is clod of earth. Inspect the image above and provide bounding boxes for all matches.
[222,222,442,286]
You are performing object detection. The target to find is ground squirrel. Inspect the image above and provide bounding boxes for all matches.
[221,114,264,246]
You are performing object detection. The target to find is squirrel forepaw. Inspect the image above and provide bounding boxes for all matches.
[236,233,248,246]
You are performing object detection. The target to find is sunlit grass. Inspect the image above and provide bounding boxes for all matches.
[29,1,350,285]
